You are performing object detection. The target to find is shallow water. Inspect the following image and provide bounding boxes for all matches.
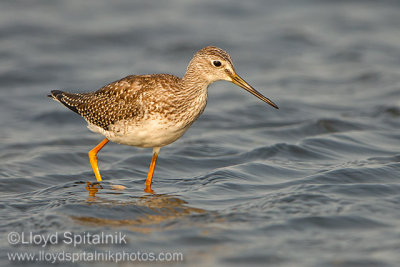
[1,0,400,266]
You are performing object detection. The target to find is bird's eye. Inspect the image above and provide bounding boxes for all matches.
[212,60,222,67]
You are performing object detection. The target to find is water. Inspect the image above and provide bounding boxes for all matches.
[1,0,400,266]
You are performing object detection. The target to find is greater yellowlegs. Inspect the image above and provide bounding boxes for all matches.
[49,46,278,193]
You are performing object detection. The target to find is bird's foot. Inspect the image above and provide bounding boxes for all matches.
[144,184,155,194]
[86,181,103,197]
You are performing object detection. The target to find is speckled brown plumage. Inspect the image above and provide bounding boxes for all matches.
[50,74,185,130]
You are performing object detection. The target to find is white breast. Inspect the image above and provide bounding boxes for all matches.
[87,116,192,148]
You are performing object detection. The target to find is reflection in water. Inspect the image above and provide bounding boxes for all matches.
[75,183,205,233]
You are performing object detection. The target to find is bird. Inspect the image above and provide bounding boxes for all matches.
[48,46,278,193]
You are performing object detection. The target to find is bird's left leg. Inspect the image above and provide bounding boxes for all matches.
[88,138,109,182]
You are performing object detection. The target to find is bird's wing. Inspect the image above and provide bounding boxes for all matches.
[51,74,179,130]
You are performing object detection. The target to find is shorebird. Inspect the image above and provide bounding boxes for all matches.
[49,46,278,193]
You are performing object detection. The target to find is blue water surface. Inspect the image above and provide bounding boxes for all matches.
[1,0,400,266]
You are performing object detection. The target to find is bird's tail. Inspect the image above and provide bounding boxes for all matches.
[48,90,80,114]
[48,90,64,102]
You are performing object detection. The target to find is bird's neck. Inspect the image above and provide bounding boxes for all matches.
[166,69,209,125]
[180,65,209,98]
[182,60,212,94]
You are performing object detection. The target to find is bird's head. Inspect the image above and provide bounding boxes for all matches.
[187,46,278,109]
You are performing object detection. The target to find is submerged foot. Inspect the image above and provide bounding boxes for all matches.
[85,181,103,197]
[144,184,155,194]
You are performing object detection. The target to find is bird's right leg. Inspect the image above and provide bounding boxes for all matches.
[144,147,160,193]
[88,138,109,182]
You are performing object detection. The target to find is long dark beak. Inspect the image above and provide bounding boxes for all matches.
[231,73,279,109]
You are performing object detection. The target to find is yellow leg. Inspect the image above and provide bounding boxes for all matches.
[145,147,160,193]
[88,138,109,182]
